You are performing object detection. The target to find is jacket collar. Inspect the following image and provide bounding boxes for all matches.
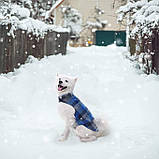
[58,93,72,102]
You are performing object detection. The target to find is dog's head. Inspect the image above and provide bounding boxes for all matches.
[56,74,77,96]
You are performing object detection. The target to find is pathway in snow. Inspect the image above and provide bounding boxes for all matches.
[0,45,159,159]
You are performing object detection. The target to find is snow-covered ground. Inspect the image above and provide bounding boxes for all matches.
[0,45,159,159]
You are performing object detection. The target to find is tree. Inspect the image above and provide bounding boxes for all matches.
[117,0,159,74]
[85,7,107,30]
[0,0,59,24]
[60,5,82,39]
[117,0,159,37]
[112,0,127,8]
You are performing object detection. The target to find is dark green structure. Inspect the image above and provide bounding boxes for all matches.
[95,30,126,47]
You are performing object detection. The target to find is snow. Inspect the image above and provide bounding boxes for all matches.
[10,4,30,19]
[21,0,32,6]
[18,18,69,36]
[117,0,147,14]
[86,21,103,29]
[61,6,82,37]
[85,7,107,30]
[0,17,69,37]
[117,0,159,36]
[0,45,159,159]
[0,2,69,38]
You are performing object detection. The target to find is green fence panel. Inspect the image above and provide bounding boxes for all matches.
[95,30,114,46]
[95,30,126,47]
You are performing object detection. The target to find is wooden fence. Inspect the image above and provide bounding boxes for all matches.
[129,29,159,75]
[148,29,159,74]
[0,24,69,74]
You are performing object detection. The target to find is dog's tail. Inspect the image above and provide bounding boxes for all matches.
[94,117,109,137]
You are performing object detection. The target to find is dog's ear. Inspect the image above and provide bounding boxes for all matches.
[56,73,59,77]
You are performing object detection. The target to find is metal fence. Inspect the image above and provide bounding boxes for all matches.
[0,24,68,74]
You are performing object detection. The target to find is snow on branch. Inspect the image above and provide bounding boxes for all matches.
[0,1,69,38]
[117,0,147,22]
[60,5,82,38]
[45,0,64,20]
[117,0,159,37]
[85,7,107,30]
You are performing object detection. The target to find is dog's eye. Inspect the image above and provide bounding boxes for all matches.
[65,80,68,83]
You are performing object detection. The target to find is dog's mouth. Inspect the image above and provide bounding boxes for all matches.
[58,85,67,91]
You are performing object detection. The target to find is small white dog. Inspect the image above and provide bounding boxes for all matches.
[57,74,108,142]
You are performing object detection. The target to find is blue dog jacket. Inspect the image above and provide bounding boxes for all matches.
[58,93,98,132]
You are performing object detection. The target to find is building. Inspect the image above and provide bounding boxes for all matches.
[54,0,126,46]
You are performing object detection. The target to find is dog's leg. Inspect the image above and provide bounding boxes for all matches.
[58,103,75,141]
[80,136,97,142]
[59,117,75,141]
[75,125,97,142]
[59,124,70,141]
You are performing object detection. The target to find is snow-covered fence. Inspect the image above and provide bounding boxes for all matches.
[0,24,68,74]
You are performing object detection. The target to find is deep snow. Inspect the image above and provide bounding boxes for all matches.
[0,45,159,159]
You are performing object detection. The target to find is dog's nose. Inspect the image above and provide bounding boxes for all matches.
[59,80,63,84]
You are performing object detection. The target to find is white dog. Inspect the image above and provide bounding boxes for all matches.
[57,74,108,142]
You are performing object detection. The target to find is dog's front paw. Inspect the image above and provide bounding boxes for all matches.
[58,136,67,142]
[58,133,68,142]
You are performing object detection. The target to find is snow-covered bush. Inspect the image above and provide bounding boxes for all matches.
[60,5,82,38]
[0,0,59,23]
[117,0,159,37]
[79,7,107,46]
[0,0,68,38]
[10,4,30,19]
[85,7,107,30]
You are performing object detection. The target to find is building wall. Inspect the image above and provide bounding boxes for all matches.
[55,0,125,30]
[54,0,126,46]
